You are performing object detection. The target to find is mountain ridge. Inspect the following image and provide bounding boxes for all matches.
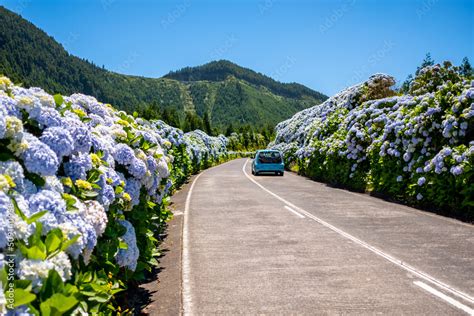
[164,60,327,101]
[0,6,327,132]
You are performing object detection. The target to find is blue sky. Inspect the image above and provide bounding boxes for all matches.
[1,0,473,95]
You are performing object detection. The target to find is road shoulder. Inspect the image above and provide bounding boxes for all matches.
[139,175,197,315]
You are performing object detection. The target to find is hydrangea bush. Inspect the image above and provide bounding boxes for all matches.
[271,63,473,220]
[0,76,236,315]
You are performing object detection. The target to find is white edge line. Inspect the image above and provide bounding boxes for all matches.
[414,281,474,315]
[182,171,205,316]
[284,170,474,229]
[242,159,474,306]
[284,205,305,218]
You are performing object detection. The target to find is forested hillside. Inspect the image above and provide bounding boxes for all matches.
[164,59,327,100]
[0,6,327,133]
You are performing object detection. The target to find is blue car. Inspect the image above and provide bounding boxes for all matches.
[252,150,285,176]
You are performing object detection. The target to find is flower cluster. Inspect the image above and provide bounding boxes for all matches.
[0,77,235,314]
[183,130,228,164]
[271,64,473,219]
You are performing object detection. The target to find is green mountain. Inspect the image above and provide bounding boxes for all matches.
[0,6,327,132]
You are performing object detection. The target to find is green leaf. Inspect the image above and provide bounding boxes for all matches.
[80,271,94,283]
[118,240,128,250]
[81,190,99,198]
[63,284,79,296]
[13,288,36,307]
[89,295,110,303]
[26,245,46,260]
[26,210,48,224]
[45,231,62,254]
[87,169,102,183]
[80,290,97,297]
[115,186,124,194]
[14,279,32,291]
[11,197,27,221]
[25,172,45,187]
[40,270,64,302]
[26,304,40,316]
[0,151,15,161]
[39,301,51,315]
[61,234,80,252]
[0,267,7,286]
[53,94,64,107]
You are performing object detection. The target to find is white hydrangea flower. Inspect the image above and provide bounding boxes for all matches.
[17,252,72,289]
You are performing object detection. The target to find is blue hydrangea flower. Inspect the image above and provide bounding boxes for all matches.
[417,177,426,186]
[60,210,97,259]
[17,179,37,198]
[28,190,66,232]
[125,178,141,206]
[147,175,161,197]
[98,182,115,208]
[29,106,62,128]
[40,127,74,158]
[0,95,21,118]
[113,143,135,165]
[146,156,158,173]
[115,220,139,271]
[128,158,147,179]
[86,99,109,117]
[86,113,106,127]
[21,136,59,176]
[64,153,92,180]
[0,192,13,248]
[102,167,121,186]
[0,160,24,189]
[62,118,92,153]
[0,113,5,139]
[450,165,463,176]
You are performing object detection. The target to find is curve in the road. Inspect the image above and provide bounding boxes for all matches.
[181,158,474,315]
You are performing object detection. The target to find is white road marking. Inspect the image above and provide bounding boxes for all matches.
[414,281,474,315]
[242,159,474,307]
[284,170,474,229]
[182,172,205,316]
[284,205,305,218]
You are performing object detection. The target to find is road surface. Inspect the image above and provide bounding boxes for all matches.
[181,158,474,315]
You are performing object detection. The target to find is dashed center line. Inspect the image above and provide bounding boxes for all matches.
[242,159,474,313]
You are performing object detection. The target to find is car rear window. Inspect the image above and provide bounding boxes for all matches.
[258,151,282,164]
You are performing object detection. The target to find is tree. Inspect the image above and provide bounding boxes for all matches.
[161,108,181,128]
[182,112,204,132]
[400,74,413,94]
[460,57,473,78]
[416,53,435,75]
[203,112,212,135]
[225,123,234,136]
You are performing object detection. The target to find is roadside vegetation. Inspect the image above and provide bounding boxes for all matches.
[0,77,250,315]
[271,57,474,221]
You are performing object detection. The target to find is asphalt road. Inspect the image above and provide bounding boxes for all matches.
[182,158,474,315]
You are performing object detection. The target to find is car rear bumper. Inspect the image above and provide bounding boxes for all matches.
[254,163,284,172]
